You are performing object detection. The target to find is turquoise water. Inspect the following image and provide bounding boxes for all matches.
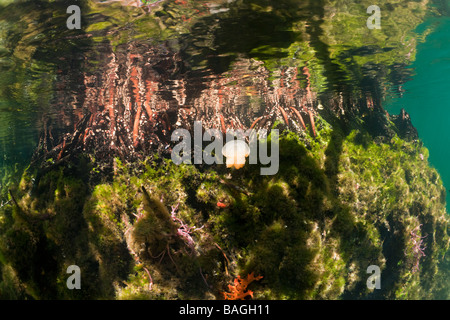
[385,15,450,212]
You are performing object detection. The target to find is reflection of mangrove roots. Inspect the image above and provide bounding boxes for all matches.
[308,110,316,137]
[289,107,306,130]
[33,45,181,168]
[32,41,377,172]
[278,106,289,125]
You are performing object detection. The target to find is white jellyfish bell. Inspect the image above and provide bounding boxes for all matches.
[221,140,250,170]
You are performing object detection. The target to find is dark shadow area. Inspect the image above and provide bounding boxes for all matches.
[177,2,299,74]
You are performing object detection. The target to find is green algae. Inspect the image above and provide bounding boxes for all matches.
[0,114,448,300]
[0,0,448,300]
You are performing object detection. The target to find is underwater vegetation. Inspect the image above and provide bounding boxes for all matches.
[0,0,449,301]
[0,113,448,300]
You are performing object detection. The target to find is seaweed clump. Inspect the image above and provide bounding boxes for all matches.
[0,114,448,300]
